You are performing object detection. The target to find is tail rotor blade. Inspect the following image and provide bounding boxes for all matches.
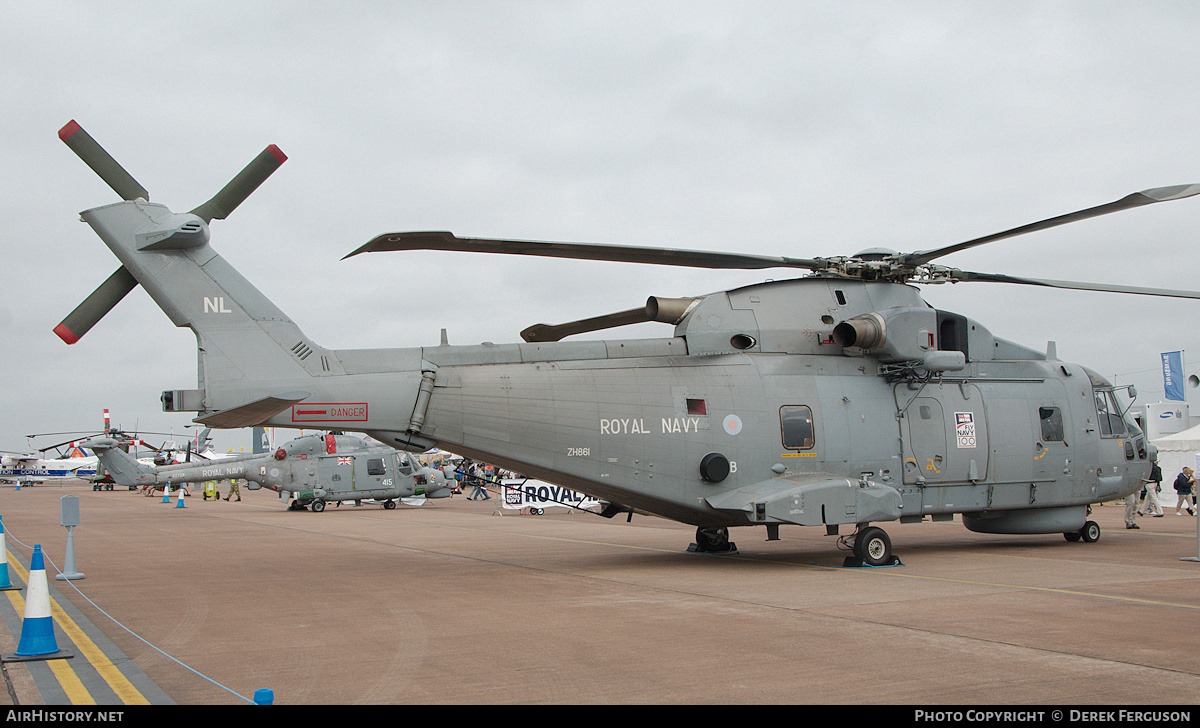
[53,266,138,344]
[190,145,287,222]
[58,121,148,201]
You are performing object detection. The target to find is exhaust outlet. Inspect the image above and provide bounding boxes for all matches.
[832,312,886,350]
[646,296,698,325]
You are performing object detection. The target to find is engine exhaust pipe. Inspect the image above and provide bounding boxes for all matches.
[832,312,886,350]
[646,296,698,325]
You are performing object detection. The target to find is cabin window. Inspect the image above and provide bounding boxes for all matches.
[367,458,387,475]
[1039,407,1065,441]
[780,405,815,450]
[687,398,708,416]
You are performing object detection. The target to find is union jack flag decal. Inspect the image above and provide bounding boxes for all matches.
[337,457,352,465]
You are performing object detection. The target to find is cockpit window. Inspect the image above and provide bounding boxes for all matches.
[1094,390,1127,437]
[395,453,413,475]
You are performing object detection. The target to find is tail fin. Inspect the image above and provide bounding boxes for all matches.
[84,438,155,488]
[193,428,213,453]
[60,122,332,426]
[252,427,271,454]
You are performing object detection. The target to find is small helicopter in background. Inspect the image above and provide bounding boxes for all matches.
[84,432,456,510]
[23,410,216,490]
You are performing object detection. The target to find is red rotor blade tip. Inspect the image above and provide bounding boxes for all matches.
[58,120,82,142]
[53,323,79,345]
[268,145,287,164]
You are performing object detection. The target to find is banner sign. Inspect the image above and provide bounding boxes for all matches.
[1163,351,1185,402]
[501,479,602,511]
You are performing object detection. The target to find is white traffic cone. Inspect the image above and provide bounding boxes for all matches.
[7,545,70,660]
[176,487,186,508]
[162,484,171,504]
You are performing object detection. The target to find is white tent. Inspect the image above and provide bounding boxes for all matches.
[1152,424,1200,503]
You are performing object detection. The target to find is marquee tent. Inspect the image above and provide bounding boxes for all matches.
[1151,423,1200,487]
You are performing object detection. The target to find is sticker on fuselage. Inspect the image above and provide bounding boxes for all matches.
[291,403,369,423]
[955,412,977,448]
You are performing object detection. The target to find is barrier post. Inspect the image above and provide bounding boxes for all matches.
[57,496,84,581]
[0,516,17,591]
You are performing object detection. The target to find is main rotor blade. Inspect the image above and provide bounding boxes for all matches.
[521,307,650,343]
[190,145,287,222]
[53,266,138,344]
[346,231,823,270]
[905,184,1200,266]
[59,120,149,201]
[959,271,1200,299]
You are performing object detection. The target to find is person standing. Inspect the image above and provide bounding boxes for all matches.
[1125,486,1141,529]
[1139,460,1165,517]
[1175,467,1197,516]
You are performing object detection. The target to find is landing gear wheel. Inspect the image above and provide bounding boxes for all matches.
[1063,531,1082,542]
[1080,520,1101,543]
[853,526,892,566]
[383,500,396,510]
[693,526,735,553]
[311,499,326,513]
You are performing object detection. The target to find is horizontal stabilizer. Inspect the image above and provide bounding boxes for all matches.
[194,392,311,429]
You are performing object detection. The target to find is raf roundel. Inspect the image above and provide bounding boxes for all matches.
[723,414,743,436]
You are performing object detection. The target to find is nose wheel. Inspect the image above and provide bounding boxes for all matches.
[1064,520,1100,543]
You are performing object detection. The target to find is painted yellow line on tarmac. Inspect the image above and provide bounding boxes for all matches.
[3,586,93,705]
[6,551,150,705]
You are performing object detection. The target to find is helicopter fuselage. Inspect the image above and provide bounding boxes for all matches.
[163,274,1147,536]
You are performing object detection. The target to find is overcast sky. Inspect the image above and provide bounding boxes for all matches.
[3,1,1200,455]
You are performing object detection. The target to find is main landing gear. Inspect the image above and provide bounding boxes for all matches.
[841,525,902,567]
[1063,520,1101,543]
[689,526,738,554]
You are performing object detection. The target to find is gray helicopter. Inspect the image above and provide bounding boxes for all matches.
[55,121,1200,564]
[84,432,455,511]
